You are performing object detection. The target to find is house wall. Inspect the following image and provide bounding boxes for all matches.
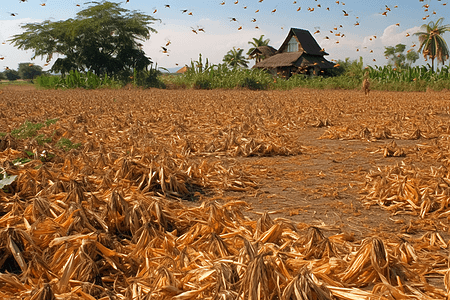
[281,34,302,53]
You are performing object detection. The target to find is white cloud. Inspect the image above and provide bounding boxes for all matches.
[380,24,420,46]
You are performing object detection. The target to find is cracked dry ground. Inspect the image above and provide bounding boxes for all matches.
[2,86,450,240]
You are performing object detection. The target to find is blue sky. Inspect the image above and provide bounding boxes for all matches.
[0,0,449,71]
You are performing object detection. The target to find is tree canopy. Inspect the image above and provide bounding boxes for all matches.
[18,63,43,80]
[384,44,419,67]
[9,1,159,78]
[4,69,20,81]
[223,48,249,68]
[414,17,450,71]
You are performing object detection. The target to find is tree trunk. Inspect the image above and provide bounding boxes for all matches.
[431,57,435,72]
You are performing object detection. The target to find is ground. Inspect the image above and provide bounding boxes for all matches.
[1,84,450,297]
[1,85,449,237]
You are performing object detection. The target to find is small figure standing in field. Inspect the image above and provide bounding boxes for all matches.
[362,71,370,96]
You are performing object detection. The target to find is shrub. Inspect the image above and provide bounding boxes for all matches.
[193,78,211,90]
[133,66,166,89]
[237,77,266,90]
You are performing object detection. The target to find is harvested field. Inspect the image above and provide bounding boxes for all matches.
[1,86,450,299]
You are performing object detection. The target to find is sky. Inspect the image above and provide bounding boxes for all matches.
[0,0,449,72]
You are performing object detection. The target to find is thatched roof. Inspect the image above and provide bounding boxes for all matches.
[278,28,329,56]
[300,54,335,69]
[248,45,278,58]
[254,52,303,68]
[176,66,189,73]
[253,52,335,69]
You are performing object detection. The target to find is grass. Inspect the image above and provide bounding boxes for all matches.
[9,119,59,145]
[35,66,165,90]
[0,80,34,87]
[36,70,122,90]
[11,121,45,140]
[55,137,81,151]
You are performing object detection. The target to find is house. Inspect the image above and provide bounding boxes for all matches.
[253,28,335,77]
[248,45,277,63]
[176,65,189,74]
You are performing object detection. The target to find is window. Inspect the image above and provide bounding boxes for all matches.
[287,37,298,52]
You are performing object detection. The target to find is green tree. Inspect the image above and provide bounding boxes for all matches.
[406,50,420,65]
[0,72,5,80]
[9,1,158,79]
[18,63,43,79]
[384,44,406,67]
[384,44,419,67]
[247,35,270,62]
[223,47,249,68]
[4,69,20,81]
[414,17,450,71]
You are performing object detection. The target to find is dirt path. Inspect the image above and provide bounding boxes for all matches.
[227,126,446,240]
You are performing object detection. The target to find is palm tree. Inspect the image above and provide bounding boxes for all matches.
[247,35,270,62]
[223,47,249,68]
[414,17,450,71]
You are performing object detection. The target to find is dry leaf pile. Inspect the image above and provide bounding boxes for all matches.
[1,88,450,299]
[361,163,450,219]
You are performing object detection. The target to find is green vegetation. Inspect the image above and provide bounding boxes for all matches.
[45,118,59,126]
[18,63,43,80]
[12,157,32,165]
[132,65,166,89]
[8,119,58,146]
[35,66,165,89]
[415,17,450,72]
[247,35,271,61]
[223,48,249,68]
[163,54,272,90]
[9,1,157,80]
[55,138,81,152]
[0,80,34,87]
[384,44,419,67]
[162,54,450,92]
[36,70,121,89]
[4,69,21,81]
[11,121,45,140]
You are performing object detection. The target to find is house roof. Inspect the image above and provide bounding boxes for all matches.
[176,66,189,73]
[253,52,304,68]
[278,28,328,56]
[300,54,335,69]
[248,45,278,58]
[253,52,335,69]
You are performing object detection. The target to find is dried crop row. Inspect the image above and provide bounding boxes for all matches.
[1,148,450,299]
[0,88,450,299]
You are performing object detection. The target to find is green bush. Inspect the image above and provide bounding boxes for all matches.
[237,77,266,90]
[11,121,45,139]
[36,70,121,89]
[133,65,166,89]
[193,78,211,90]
